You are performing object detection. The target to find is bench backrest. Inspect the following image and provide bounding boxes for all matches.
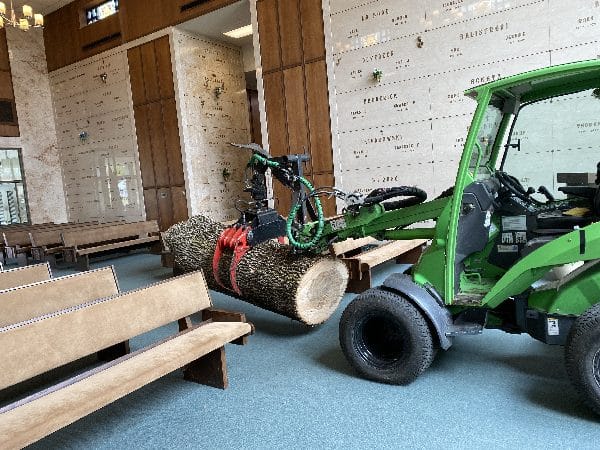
[29,221,126,247]
[0,270,211,390]
[0,263,51,290]
[61,220,160,248]
[0,266,119,328]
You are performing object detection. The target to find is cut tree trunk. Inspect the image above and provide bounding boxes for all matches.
[163,215,348,325]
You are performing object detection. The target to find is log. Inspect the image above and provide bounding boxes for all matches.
[163,216,349,325]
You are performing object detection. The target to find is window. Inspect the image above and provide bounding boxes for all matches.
[502,88,600,200]
[0,149,29,224]
[86,0,119,25]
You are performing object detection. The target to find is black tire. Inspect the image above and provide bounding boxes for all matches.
[565,302,600,415]
[339,288,435,385]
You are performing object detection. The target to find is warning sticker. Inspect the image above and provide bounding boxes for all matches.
[501,233,514,244]
[515,232,527,244]
[547,318,560,336]
[497,245,519,253]
[502,215,527,231]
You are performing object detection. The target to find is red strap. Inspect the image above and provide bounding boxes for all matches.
[212,225,251,295]
[229,228,250,295]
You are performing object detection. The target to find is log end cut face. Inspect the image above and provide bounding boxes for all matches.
[295,258,349,325]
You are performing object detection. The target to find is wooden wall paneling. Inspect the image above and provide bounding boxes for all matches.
[262,71,288,157]
[247,89,262,146]
[155,37,175,100]
[119,0,174,43]
[0,71,14,99]
[304,60,333,174]
[0,31,18,137]
[147,102,170,187]
[312,172,336,217]
[282,66,309,154]
[273,184,291,218]
[175,0,239,24]
[162,98,185,186]
[77,13,122,59]
[143,188,158,220]
[0,124,18,137]
[0,29,9,72]
[299,0,326,61]
[170,185,188,223]
[44,3,80,71]
[127,47,146,106]
[277,0,303,67]
[133,105,156,188]
[140,43,160,104]
[156,187,174,230]
[256,0,281,72]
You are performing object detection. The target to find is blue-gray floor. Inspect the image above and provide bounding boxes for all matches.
[18,254,600,448]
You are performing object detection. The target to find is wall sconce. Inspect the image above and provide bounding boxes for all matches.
[372,68,383,82]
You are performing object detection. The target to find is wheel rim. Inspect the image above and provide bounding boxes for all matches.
[354,313,406,370]
[593,348,600,389]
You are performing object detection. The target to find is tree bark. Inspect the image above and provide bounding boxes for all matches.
[163,216,348,325]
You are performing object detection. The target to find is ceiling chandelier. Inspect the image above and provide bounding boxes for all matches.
[0,1,43,30]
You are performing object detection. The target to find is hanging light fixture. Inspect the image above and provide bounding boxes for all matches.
[0,1,43,30]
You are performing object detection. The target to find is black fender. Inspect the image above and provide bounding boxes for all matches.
[381,273,453,350]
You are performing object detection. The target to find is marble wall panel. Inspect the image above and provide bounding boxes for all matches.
[49,49,144,223]
[172,29,251,223]
[326,0,600,206]
[0,28,67,224]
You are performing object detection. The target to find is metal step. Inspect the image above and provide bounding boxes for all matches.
[453,292,485,306]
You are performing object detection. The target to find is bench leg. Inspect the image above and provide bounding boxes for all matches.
[97,340,131,362]
[75,254,90,271]
[346,269,372,294]
[16,252,28,267]
[183,347,228,389]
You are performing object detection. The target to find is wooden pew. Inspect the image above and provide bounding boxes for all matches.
[29,221,125,266]
[0,266,119,328]
[0,271,253,448]
[0,262,51,291]
[61,220,161,271]
[331,237,428,293]
[2,222,100,266]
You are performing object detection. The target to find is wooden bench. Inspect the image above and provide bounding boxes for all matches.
[0,262,51,291]
[331,237,427,293]
[61,220,161,271]
[2,222,100,266]
[0,266,120,328]
[0,271,253,448]
[29,221,125,266]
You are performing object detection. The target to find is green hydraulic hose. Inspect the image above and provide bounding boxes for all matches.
[249,154,325,249]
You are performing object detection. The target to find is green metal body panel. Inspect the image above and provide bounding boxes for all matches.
[527,261,600,315]
[482,222,600,310]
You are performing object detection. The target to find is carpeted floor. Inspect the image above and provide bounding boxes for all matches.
[14,253,600,449]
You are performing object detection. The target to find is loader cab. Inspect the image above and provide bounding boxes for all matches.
[440,60,600,303]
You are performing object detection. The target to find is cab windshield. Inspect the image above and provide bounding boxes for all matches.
[500,88,600,200]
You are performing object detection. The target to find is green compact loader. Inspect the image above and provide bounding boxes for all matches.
[331,60,600,414]
[222,60,600,414]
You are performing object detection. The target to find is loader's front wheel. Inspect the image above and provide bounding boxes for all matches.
[339,288,435,385]
[565,302,600,416]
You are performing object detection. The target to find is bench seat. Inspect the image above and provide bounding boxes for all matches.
[0,270,252,447]
[0,320,251,449]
